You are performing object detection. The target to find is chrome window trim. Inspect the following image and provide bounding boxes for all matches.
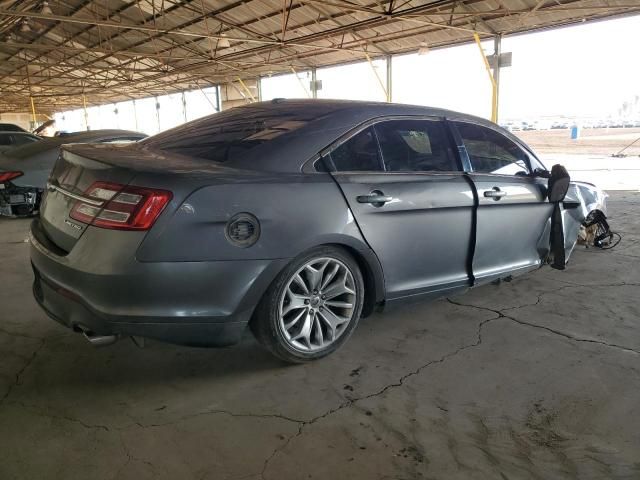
[451,120,537,176]
[313,115,461,175]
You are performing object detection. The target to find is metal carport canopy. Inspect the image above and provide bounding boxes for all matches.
[0,0,638,113]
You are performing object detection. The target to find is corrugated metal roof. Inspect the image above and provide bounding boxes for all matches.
[0,0,638,113]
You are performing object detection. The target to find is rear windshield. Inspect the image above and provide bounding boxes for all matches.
[142,103,335,163]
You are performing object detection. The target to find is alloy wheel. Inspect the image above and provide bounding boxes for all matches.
[278,257,357,352]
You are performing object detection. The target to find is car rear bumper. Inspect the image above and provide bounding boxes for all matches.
[30,220,289,347]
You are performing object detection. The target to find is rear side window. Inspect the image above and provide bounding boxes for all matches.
[143,103,337,164]
[330,127,382,172]
[455,122,530,175]
[375,119,457,172]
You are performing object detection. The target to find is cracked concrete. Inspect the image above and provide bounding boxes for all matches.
[1,192,639,479]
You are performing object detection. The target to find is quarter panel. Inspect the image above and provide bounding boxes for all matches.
[136,172,369,262]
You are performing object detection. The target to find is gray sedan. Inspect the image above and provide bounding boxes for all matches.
[29,100,605,362]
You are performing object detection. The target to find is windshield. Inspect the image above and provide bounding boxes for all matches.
[142,102,336,163]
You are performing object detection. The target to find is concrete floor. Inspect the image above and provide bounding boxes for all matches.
[1,192,639,480]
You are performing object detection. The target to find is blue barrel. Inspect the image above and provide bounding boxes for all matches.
[570,125,581,140]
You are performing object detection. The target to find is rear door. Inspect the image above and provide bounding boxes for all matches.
[326,118,474,300]
[451,120,552,282]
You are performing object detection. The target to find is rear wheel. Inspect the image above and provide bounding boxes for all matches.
[251,246,364,363]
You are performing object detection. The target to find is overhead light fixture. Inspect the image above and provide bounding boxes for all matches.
[218,35,230,48]
[41,1,52,15]
[418,42,430,56]
[20,21,31,33]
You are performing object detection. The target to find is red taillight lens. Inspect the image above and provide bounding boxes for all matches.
[0,171,23,183]
[70,181,172,231]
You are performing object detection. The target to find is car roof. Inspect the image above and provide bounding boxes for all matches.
[4,129,146,159]
[0,131,39,137]
[0,123,27,132]
[193,99,525,172]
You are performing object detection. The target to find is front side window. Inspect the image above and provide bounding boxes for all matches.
[375,119,457,172]
[330,127,382,172]
[455,122,530,175]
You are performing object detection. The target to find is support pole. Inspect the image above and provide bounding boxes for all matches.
[386,55,392,103]
[155,96,161,133]
[311,67,318,99]
[493,34,502,124]
[82,94,89,131]
[365,52,389,102]
[29,96,37,127]
[196,81,217,109]
[290,66,312,98]
[133,99,139,131]
[181,91,187,123]
[473,33,498,123]
[236,77,256,102]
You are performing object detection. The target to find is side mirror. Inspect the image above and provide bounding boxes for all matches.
[547,164,570,203]
[533,168,551,178]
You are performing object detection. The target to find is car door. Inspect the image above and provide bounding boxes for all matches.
[325,118,474,300]
[451,120,553,283]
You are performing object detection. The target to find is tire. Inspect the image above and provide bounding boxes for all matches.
[251,246,365,363]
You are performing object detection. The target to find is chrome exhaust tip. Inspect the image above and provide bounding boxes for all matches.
[74,325,118,347]
[82,331,118,347]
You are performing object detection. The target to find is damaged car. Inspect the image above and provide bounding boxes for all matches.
[0,129,147,216]
[29,100,606,362]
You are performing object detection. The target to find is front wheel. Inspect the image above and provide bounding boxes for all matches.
[251,246,365,363]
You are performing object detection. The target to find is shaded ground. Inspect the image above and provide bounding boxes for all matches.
[0,192,639,480]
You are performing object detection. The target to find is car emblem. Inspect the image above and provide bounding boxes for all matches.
[64,219,83,231]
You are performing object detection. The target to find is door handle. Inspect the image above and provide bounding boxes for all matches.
[484,188,507,200]
[357,192,392,206]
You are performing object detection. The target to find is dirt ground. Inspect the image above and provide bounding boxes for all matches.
[1,192,639,480]
[516,128,640,156]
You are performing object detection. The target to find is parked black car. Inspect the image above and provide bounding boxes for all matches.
[0,129,146,216]
[29,100,606,362]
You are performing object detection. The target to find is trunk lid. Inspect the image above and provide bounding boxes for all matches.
[40,146,139,252]
[39,142,244,253]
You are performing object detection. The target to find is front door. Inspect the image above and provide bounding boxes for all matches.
[327,118,474,300]
[452,121,553,283]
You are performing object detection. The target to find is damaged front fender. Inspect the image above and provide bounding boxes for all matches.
[561,181,608,263]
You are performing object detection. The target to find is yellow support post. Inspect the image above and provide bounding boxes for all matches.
[29,96,37,126]
[473,33,498,123]
[236,77,256,102]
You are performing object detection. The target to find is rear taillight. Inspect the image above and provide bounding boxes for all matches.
[0,171,23,183]
[70,181,172,231]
